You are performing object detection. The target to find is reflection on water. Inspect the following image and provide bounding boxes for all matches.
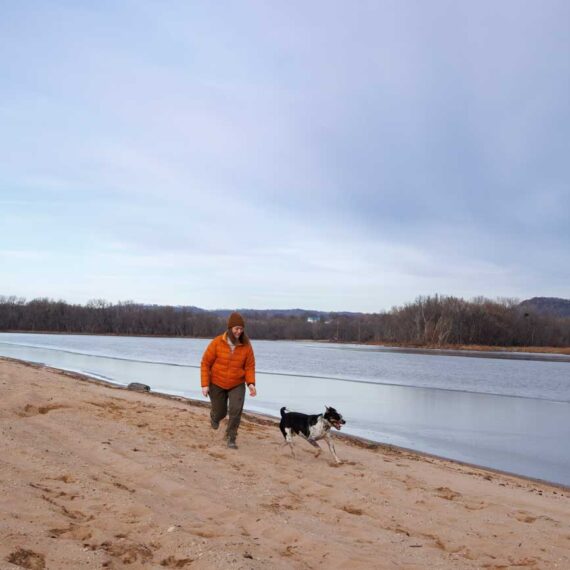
[0,336,569,486]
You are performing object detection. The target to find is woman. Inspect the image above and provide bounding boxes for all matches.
[200,312,257,449]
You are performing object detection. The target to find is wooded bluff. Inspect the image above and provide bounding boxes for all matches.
[0,295,569,348]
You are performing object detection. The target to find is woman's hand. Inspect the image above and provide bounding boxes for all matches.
[248,384,257,397]
[202,386,209,397]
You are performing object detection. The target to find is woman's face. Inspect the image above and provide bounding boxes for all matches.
[231,326,244,338]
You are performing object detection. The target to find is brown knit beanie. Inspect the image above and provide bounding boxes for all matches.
[227,312,245,329]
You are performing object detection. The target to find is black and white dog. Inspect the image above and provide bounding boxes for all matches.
[279,406,346,464]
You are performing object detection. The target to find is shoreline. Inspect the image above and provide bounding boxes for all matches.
[3,355,569,492]
[365,340,570,356]
[1,358,569,569]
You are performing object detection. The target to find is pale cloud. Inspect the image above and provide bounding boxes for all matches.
[1,1,569,311]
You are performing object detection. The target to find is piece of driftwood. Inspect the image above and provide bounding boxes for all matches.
[127,382,151,392]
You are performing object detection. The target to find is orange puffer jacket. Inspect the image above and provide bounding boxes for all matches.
[200,332,256,390]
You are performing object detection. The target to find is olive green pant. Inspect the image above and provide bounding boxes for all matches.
[209,382,246,441]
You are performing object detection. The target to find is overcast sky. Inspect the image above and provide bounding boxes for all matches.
[1,1,569,312]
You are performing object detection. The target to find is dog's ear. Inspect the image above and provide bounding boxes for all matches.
[325,405,330,411]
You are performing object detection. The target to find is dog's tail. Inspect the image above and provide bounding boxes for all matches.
[280,406,288,418]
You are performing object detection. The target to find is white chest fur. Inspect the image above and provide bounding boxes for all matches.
[308,417,330,441]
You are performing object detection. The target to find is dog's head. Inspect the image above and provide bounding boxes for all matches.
[324,406,346,430]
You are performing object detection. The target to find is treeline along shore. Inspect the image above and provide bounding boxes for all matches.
[1,294,569,348]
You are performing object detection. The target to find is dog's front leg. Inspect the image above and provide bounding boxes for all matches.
[325,433,342,464]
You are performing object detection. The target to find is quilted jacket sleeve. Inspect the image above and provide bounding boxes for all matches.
[200,337,218,387]
[244,344,256,385]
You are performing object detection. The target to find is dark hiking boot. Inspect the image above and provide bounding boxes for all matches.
[227,439,238,449]
[210,417,219,430]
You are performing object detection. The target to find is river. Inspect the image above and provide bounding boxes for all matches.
[1,332,568,486]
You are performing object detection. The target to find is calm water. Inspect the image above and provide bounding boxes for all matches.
[1,332,569,486]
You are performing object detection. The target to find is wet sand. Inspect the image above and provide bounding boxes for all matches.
[1,358,568,569]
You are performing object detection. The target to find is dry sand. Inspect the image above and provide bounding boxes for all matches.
[1,358,568,570]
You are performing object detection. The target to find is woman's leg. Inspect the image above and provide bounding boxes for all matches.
[226,383,246,443]
[209,383,228,427]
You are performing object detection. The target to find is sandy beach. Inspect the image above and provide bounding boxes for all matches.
[1,358,568,569]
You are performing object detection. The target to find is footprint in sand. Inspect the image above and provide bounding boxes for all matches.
[191,529,219,538]
[341,505,364,516]
[50,473,76,484]
[428,535,467,555]
[8,548,46,570]
[49,523,92,541]
[280,544,298,557]
[435,486,462,501]
[208,451,227,460]
[463,501,488,511]
[113,481,135,493]
[92,540,155,565]
[511,511,538,523]
[17,403,69,417]
[262,496,298,513]
[505,556,540,567]
[391,526,411,537]
[30,482,88,519]
[160,555,194,567]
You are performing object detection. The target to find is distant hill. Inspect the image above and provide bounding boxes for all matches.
[211,308,365,319]
[148,306,366,318]
[519,297,570,318]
